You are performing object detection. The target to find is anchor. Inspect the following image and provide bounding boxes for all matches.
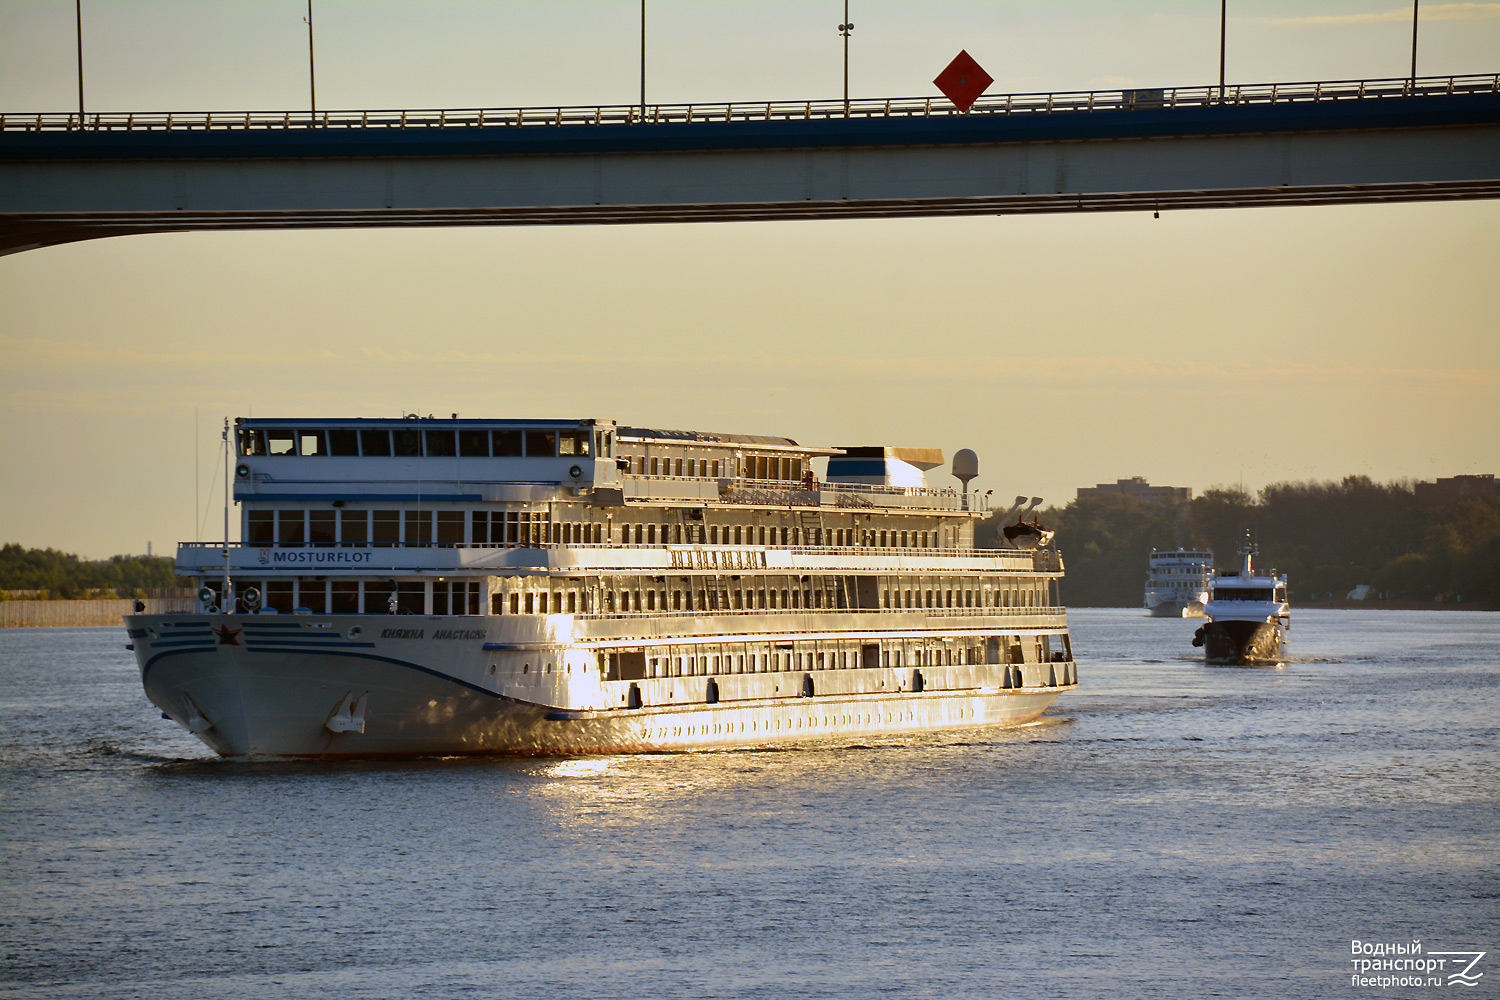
[325,691,369,734]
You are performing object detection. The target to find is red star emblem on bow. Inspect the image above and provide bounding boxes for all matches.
[212,624,243,646]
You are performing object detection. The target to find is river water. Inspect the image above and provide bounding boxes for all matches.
[1,609,1496,999]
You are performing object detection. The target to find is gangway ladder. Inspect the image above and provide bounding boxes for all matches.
[667,505,694,546]
[795,508,848,610]
[709,572,733,612]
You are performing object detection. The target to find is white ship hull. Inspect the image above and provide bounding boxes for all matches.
[131,613,1077,756]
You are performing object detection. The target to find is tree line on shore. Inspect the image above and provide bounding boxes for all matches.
[6,476,1497,608]
[976,476,1499,608]
[0,544,178,600]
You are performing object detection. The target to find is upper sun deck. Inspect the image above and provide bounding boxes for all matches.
[232,417,981,514]
[1150,549,1213,563]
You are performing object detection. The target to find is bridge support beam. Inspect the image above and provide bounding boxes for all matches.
[3,106,1498,254]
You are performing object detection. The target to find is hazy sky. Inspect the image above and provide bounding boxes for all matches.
[2,1,1497,558]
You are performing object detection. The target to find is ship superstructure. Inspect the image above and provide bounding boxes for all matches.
[126,417,1077,755]
[1192,536,1290,665]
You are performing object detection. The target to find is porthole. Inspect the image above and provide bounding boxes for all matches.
[523,663,530,674]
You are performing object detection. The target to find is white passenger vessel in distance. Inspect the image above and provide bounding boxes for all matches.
[125,417,1077,756]
[1144,548,1214,618]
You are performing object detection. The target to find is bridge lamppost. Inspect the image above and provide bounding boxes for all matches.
[75,0,84,118]
[838,2,854,116]
[305,0,317,115]
[1219,0,1226,103]
[1410,0,1420,88]
[640,0,646,118]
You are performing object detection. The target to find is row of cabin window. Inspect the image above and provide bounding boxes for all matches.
[600,636,1056,681]
[1152,564,1211,576]
[623,454,800,481]
[495,584,833,615]
[202,576,1050,617]
[239,427,596,459]
[246,509,596,547]
[245,508,936,549]
[882,585,1048,609]
[206,579,482,616]
[494,579,1050,614]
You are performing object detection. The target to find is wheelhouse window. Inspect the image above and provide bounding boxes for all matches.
[425,430,457,457]
[526,431,557,457]
[1216,587,1274,602]
[299,431,326,457]
[492,430,523,456]
[393,429,421,457]
[558,431,590,457]
[267,430,296,455]
[459,430,489,457]
[238,429,266,456]
[361,429,392,456]
[327,429,359,456]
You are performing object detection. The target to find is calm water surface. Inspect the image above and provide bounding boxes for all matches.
[1,610,1496,999]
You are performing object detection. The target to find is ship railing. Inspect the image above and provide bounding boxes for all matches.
[573,605,1068,622]
[6,74,1493,133]
[624,472,974,502]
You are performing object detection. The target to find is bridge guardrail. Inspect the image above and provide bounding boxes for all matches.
[3,74,1495,133]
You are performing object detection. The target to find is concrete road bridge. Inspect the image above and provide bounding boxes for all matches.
[1,74,1497,255]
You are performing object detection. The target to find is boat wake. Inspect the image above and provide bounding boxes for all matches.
[86,742,200,765]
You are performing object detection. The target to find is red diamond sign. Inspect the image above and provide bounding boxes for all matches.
[934,50,993,112]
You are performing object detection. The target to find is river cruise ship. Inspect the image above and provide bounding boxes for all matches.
[1144,548,1214,618]
[125,417,1077,756]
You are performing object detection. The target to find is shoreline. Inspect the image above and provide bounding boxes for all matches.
[0,598,193,628]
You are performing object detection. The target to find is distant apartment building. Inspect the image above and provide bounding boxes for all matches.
[1414,474,1497,503]
[1076,476,1192,502]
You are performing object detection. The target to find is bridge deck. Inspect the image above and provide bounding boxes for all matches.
[2,75,1497,254]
